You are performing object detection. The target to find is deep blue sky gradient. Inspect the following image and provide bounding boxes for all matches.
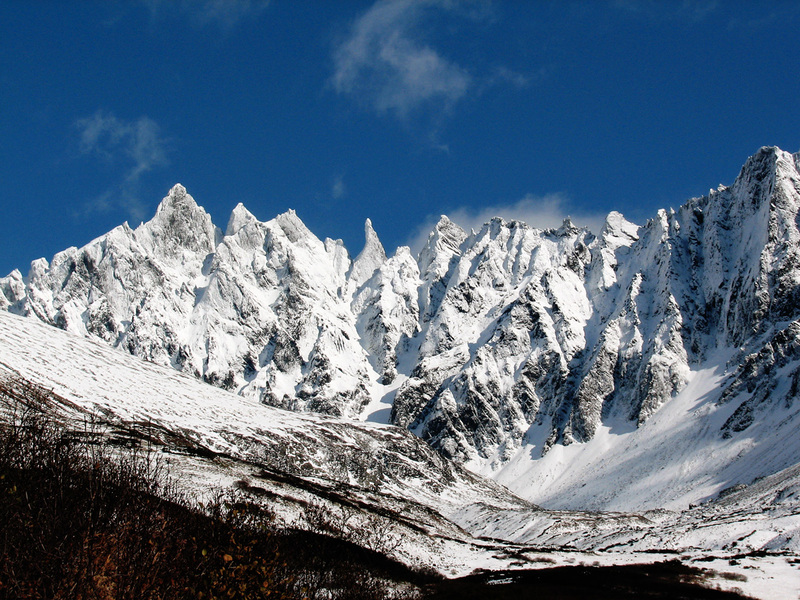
[2,0,799,277]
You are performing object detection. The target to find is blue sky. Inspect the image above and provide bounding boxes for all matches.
[2,0,799,277]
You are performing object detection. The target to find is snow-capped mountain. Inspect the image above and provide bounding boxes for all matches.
[402,146,800,464]
[2,146,800,513]
[1,186,377,418]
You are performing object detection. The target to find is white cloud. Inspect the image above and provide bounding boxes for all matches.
[75,110,169,219]
[331,174,346,200]
[332,0,473,119]
[406,193,609,255]
[141,0,270,30]
[448,193,605,232]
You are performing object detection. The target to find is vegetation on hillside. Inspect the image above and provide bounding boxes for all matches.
[0,376,752,599]
[0,377,432,599]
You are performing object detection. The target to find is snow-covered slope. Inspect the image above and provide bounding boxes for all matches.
[3,146,800,515]
[1,307,798,599]
[3,307,798,548]
[0,308,525,524]
[486,346,800,511]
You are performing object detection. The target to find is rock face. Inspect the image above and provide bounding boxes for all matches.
[3,147,800,472]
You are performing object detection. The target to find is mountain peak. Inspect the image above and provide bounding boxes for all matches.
[417,215,466,273]
[362,218,385,257]
[435,215,453,229]
[140,184,217,259]
[557,216,579,236]
[154,183,199,218]
[738,145,780,180]
[432,215,466,244]
[169,182,187,198]
[346,219,387,295]
[728,145,799,217]
[274,209,317,245]
[601,211,639,243]
[225,203,257,236]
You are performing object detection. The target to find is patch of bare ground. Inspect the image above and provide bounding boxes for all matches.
[423,561,755,599]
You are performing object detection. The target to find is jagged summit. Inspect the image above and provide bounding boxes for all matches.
[602,210,637,234]
[225,202,258,236]
[556,216,579,235]
[359,218,387,261]
[274,208,316,245]
[141,184,218,260]
[431,214,465,239]
[2,146,800,511]
[347,218,387,296]
[155,183,193,214]
[417,215,466,275]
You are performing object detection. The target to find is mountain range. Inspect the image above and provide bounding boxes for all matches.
[2,145,800,596]
[3,145,800,505]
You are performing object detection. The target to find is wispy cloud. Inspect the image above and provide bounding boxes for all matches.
[487,65,539,89]
[331,174,346,200]
[406,193,609,255]
[726,4,800,31]
[332,0,473,120]
[141,0,270,30]
[75,110,169,220]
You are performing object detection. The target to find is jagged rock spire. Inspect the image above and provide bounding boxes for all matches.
[140,184,218,259]
[346,218,387,296]
[225,203,257,236]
